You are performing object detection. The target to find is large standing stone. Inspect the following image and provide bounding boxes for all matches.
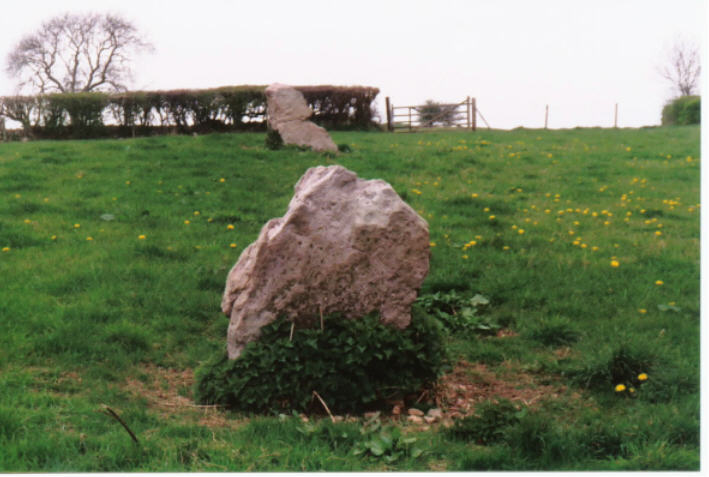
[221,165,429,359]
[265,83,338,153]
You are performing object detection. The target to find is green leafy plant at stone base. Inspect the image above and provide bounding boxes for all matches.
[193,308,449,414]
[264,128,283,150]
[351,414,424,463]
[416,291,499,335]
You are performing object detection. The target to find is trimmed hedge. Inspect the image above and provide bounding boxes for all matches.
[662,96,701,126]
[0,84,380,140]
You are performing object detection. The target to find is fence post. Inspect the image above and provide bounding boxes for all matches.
[544,105,549,129]
[614,103,618,128]
[465,96,470,130]
[471,97,477,132]
[408,106,412,132]
[385,97,392,132]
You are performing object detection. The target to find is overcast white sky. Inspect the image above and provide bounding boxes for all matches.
[0,0,706,129]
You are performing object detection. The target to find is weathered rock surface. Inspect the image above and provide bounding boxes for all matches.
[265,83,338,153]
[221,165,429,359]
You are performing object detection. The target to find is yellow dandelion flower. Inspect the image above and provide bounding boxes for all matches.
[429,242,436,247]
[655,231,662,236]
[138,235,146,240]
[184,220,191,225]
[610,260,620,267]
[51,235,57,240]
[227,224,235,230]
[74,223,81,229]
[86,236,93,241]
[518,229,525,235]
[194,211,200,216]
[503,246,510,251]
[471,193,478,198]
[462,254,469,259]
[230,243,237,248]
[1,247,10,252]
[219,178,226,182]
[125,180,131,185]
[626,147,632,152]
[489,215,496,220]
[615,384,626,392]
[638,308,647,314]
[591,246,599,251]
[655,280,664,286]
[638,373,648,381]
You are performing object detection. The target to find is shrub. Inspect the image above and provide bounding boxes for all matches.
[264,128,284,150]
[661,96,700,125]
[416,100,459,127]
[193,308,449,414]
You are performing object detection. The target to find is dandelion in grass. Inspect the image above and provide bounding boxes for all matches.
[219,178,226,183]
[615,384,626,392]
[610,260,620,268]
[51,235,57,240]
[412,189,422,195]
[655,280,664,286]
[639,308,647,314]
[138,235,146,240]
[429,242,437,247]
[518,229,525,235]
[86,236,93,241]
[638,373,648,381]
[184,220,191,225]
[230,243,237,248]
[1,247,10,252]
[227,224,235,230]
[489,215,496,220]
[194,211,200,216]
[125,180,131,185]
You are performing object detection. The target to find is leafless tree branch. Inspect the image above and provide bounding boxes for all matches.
[659,38,701,97]
[5,12,152,94]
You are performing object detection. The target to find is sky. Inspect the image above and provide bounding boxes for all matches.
[0,0,706,129]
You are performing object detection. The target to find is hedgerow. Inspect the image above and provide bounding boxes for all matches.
[0,84,380,140]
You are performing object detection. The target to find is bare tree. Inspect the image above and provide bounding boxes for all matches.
[660,38,701,97]
[6,12,152,94]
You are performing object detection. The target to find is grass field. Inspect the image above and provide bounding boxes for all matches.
[0,126,700,470]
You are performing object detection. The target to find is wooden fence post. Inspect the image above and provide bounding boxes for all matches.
[385,97,392,132]
[471,97,477,132]
[614,103,618,128]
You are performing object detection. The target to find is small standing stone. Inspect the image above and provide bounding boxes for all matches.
[222,165,429,359]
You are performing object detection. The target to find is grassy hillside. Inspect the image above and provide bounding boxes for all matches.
[0,126,700,470]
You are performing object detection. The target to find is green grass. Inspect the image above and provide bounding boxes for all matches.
[0,126,700,470]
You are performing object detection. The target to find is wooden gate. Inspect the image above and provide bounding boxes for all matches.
[385,96,487,132]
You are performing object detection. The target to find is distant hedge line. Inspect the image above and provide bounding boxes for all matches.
[661,95,700,126]
[0,85,380,139]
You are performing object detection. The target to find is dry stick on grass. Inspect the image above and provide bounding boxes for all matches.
[290,321,295,341]
[98,404,139,444]
[312,390,336,423]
